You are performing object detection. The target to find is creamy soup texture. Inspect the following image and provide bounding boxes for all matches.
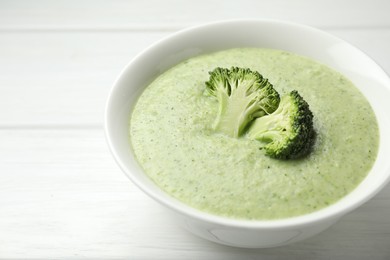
[129,48,379,220]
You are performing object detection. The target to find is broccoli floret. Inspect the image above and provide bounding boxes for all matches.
[247,90,315,159]
[205,67,280,137]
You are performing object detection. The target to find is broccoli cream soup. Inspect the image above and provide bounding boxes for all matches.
[130,48,379,220]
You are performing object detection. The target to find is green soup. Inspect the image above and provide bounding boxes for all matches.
[129,48,379,220]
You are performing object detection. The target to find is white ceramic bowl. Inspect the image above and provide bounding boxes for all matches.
[105,19,390,248]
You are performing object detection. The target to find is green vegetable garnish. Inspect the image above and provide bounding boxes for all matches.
[247,90,315,159]
[205,67,315,159]
[205,67,280,137]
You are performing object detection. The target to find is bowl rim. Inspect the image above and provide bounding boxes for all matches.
[105,18,390,229]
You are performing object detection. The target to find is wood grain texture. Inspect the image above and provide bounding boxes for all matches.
[0,0,389,30]
[1,0,390,259]
[0,31,168,126]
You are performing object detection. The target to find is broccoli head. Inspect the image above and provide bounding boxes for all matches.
[205,67,280,137]
[247,90,315,159]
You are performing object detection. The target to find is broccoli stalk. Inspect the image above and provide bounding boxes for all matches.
[247,90,315,159]
[205,67,280,137]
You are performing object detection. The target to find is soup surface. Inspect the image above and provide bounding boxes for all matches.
[130,48,379,220]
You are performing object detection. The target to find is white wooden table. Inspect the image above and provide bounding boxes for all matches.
[1,1,390,259]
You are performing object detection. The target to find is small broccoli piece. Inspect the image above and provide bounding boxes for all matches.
[205,67,280,137]
[247,90,315,159]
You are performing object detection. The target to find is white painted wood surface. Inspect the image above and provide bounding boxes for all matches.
[0,1,389,259]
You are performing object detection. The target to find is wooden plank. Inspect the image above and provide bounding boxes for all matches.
[0,29,390,127]
[0,0,389,30]
[0,31,168,126]
[0,129,188,258]
[0,129,389,258]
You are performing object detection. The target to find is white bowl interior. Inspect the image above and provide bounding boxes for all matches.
[105,20,390,228]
